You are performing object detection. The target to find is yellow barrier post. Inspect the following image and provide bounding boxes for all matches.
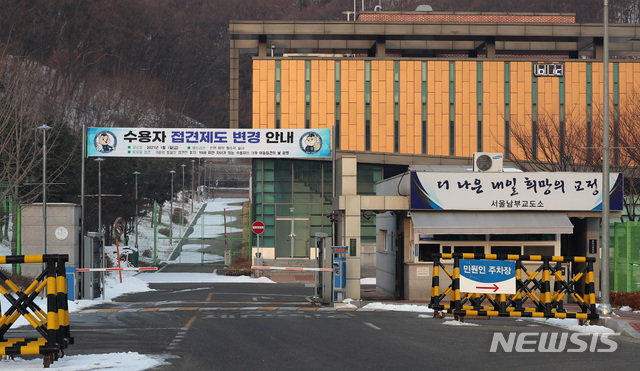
[0,254,72,368]
[429,253,599,321]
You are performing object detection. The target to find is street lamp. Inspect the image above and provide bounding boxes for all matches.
[181,164,186,234]
[191,160,195,213]
[133,171,140,256]
[95,158,105,236]
[169,170,176,244]
[203,160,208,198]
[600,0,612,315]
[37,124,51,256]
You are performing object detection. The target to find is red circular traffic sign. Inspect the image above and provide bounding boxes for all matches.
[252,221,265,234]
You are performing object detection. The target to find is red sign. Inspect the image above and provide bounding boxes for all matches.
[252,221,265,234]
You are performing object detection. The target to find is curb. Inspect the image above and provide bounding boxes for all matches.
[595,316,640,341]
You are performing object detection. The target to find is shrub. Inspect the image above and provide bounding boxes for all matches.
[0,269,37,289]
[225,256,253,276]
[610,291,640,310]
[158,227,169,237]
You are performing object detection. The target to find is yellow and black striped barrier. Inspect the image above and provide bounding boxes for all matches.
[430,253,598,321]
[0,254,73,368]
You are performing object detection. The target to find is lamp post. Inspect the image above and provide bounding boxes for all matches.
[181,164,186,234]
[170,170,176,244]
[94,157,105,301]
[191,160,195,213]
[37,124,51,257]
[204,160,208,198]
[95,158,105,235]
[133,171,140,255]
[600,0,612,315]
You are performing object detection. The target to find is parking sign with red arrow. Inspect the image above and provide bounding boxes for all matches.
[459,259,516,294]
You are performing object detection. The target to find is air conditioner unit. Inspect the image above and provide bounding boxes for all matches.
[473,152,504,172]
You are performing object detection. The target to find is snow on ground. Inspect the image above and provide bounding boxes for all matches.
[360,277,376,285]
[0,352,169,370]
[527,318,615,334]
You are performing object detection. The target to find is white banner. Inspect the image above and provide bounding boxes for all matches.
[411,171,623,211]
[86,127,331,158]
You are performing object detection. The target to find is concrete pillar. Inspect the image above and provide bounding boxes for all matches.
[336,154,361,300]
[486,40,496,59]
[376,38,386,57]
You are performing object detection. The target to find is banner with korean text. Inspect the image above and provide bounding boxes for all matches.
[86,128,331,158]
[411,171,624,211]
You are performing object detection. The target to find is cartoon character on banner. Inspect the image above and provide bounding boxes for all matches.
[94,131,117,153]
[300,132,322,155]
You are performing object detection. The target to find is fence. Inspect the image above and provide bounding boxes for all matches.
[430,253,599,322]
[0,254,72,368]
[613,221,640,292]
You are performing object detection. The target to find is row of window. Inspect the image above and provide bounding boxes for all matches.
[417,244,557,262]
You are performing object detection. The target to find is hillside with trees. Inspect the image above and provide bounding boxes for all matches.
[0,0,635,251]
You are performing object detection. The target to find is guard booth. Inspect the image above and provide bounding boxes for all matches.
[375,167,624,301]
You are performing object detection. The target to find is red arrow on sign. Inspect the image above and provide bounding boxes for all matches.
[476,284,499,292]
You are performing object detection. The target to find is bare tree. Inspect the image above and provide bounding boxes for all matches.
[506,100,640,221]
[0,55,73,256]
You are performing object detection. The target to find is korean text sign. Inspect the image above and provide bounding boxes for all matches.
[411,171,623,211]
[86,128,331,158]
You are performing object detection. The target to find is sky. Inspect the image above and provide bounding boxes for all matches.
[0,198,625,369]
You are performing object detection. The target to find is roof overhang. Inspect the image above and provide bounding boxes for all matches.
[411,211,574,235]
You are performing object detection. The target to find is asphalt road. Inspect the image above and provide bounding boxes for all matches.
[10,274,639,370]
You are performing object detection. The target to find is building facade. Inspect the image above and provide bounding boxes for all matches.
[230,11,640,299]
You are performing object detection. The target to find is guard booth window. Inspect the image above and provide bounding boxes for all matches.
[490,245,521,255]
[440,246,484,254]
[418,244,440,262]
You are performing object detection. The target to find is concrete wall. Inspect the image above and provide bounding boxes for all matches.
[376,211,397,298]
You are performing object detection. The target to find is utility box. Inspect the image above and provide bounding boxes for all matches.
[20,203,80,282]
[332,246,348,302]
[82,232,103,299]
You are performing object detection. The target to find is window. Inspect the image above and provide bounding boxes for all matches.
[378,230,387,252]
[491,246,521,255]
[523,245,555,256]
[418,244,440,262]
[454,246,484,254]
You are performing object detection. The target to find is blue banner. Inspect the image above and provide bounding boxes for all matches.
[86,128,331,158]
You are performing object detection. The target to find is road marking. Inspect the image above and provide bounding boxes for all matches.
[206,293,213,302]
[364,322,382,331]
[183,315,198,330]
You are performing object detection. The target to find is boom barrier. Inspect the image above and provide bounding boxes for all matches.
[0,254,73,368]
[430,253,599,322]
